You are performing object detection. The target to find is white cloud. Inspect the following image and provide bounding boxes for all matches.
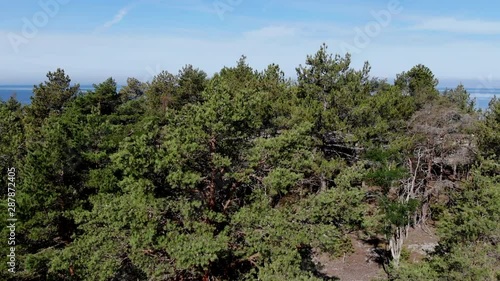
[410,17,500,34]
[95,5,134,33]
[243,26,297,38]
[0,27,499,85]
[242,22,353,41]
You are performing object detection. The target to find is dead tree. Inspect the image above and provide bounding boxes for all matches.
[388,148,425,267]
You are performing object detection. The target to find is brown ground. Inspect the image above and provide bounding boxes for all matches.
[312,225,438,281]
[404,224,439,263]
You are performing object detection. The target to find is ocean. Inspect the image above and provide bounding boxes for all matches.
[437,87,498,109]
[0,85,497,109]
[0,85,98,105]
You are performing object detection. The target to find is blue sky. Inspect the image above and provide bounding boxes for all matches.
[1,0,500,89]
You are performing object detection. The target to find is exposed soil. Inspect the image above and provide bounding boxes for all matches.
[312,225,438,281]
[404,224,439,263]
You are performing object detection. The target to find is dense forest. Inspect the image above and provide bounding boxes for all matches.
[0,44,499,280]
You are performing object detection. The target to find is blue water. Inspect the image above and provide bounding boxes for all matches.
[438,87,497,109]
[0,86,35,104]
[0,85,497,109]
[0,85,98,105]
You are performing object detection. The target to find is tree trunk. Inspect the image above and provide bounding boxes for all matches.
[208,136,217,210]
[320,172,327,191]
[389,224,409,268]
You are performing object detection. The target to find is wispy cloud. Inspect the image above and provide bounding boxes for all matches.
[243,26,297,38]
[94,4,135,33]
[103,7,130,28]
[241,22,353,41]
[410,17,500,34]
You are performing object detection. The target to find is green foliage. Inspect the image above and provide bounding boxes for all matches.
[119,77,147,102]
[26,68,80,125]
[394,165,500,280]
[380,198,420,233]
[300,187,366,233]
[395,64,439,108]
[442,84,475,113]
[144,65,207,114]
[296,43,372,133]
[366,166,407,190]
[0,97,24,179]
[365,147,394,163]
[478,97,500,160]
[396,242,499,281]
[230,192,355,280]
[4,45,497,280]
[437,167,499,247]
[91,77,121,115]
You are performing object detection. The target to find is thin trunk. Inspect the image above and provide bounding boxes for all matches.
[320,172,327,191]
[389,224,409,268]
[391,152,423,268]
[427,159,432,180]
[208,136,217,210]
